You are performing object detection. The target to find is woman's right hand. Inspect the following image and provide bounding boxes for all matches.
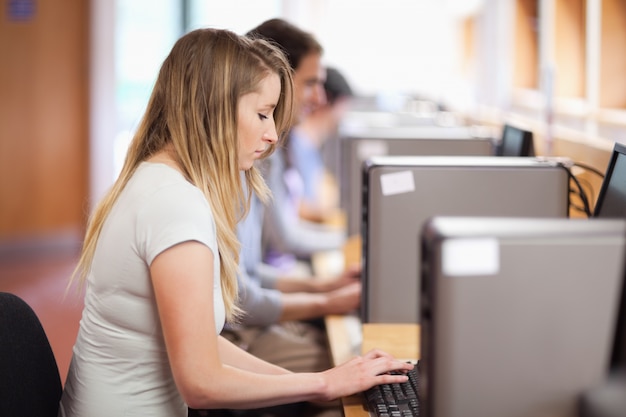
[317,349,415,401]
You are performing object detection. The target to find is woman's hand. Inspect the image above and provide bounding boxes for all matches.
[317,349,414,401]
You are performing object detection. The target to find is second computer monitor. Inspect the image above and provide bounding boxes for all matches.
[340,125,494,235]
[361,156,571,323]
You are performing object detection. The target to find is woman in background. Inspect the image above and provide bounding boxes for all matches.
[248,19,348,271]
[58,28,412,417]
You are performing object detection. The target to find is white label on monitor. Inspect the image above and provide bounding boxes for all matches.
[357,140,389,159]
[442,238,499,276]
[380,170,415,196]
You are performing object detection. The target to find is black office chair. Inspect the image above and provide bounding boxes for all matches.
[0,291,62,417]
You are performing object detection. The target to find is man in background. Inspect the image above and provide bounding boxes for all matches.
[219,19,360,417]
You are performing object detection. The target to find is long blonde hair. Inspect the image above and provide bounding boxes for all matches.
[71,29,294,322]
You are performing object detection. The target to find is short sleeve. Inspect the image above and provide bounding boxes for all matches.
[135,183,217,266]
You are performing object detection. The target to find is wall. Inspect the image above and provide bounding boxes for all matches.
[0,0,89,245]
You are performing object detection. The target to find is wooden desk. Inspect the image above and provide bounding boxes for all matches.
[325,315,420,416]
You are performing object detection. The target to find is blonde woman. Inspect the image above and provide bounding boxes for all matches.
[58,28,412,417]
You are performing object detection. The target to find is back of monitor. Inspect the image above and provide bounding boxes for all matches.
[420,216,626,417]
[340,126,494,235]
[362,156,571,323]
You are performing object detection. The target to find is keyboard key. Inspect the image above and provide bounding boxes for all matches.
[363,361,420,417]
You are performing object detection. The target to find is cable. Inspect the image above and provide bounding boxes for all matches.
[568,161,607,216]
[567,197,588,215]
[568,189,589,213]
[573,161,605,179]
[576,176,596,210]
[566,167,593,217]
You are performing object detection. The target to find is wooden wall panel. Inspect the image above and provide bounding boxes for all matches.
[600,0,626,108]
[514,0,539,89]
[0,0,89,241]
[555,0,586,98]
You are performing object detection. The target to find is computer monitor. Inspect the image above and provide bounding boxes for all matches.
[594,141,626,371]
[420,216,626,417]
[340,125,494,235]
[594,142,626,219]
[361,156,571,323]
[498,124,534,157]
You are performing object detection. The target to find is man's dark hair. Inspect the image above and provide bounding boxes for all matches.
[247,18,323,71]
[324,67,353,104]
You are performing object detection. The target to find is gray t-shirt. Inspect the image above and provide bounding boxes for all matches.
[59,162,223,417]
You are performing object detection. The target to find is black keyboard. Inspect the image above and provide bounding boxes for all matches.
[363,361,420,417]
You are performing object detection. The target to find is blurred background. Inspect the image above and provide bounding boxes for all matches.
[0,0,622,251]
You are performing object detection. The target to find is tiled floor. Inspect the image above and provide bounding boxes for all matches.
[0,248,83,385]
